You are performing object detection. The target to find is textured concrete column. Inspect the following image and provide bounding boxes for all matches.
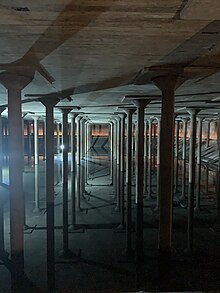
[42,119,46,161]
[76,116,83,165]
[56,121,60,154]
[147,118,153,198]
[111,118,117,199]
[33,117,39,165]
[26,120,32,164]
[174,119,180,194]
[153,122,157,174]
[80,118,86,159]
[69,113,78,230]
[187,109,199,252]
[80,118,87,197]
[132,99,148,263]
[216,115,220,225]
[117,112,126,230]
[109,121,114,182]
[0,107,5,184]
[8,88,24,272]
[33,164,41,213]
[21,113,28,169]
[124,96,156,264]
[206,120,211,148]
[0,72,33,288]
[0,108,6,258]
[123,108,136,256]
[0,202,5,257]
[144,120,148,194]
[132,122,136,157]
[195,117,203,212]
[180,118,188,200]
[115,116,121,212]
[155,117,161,210]
[59,108,72,258]
[112,119,117,161]
[153,75,184,255]
[40,97,59,291]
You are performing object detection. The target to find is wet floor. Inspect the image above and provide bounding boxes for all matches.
[0,148,220,292]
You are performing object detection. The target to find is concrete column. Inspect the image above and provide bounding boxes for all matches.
[147,118,153,198]
[56,122,60,154]
[0,108,6,259]
[8,87,24,274]
[59,108,72,258]
[111,119,117,199]
[26,120,32,164]
[187,109,199,252]
[131,99,149,264]
[153,75,184,255]
[216,114,220,226]
[155,117,161,210]
[144,120,148,194]
[206,120,211,148]
[69,113,78,230]
[117,113,126,230]
[21,113,28,168]
[115,116,121,212]
[153,121,157,174]
[123,108,136,256]
[33,165,41,213]
[109,121,114,182]
[80,118,87,197]
[40,97,59,291]
[174,120,180,194]
[42,119,46,161]
[122,97,156,264]
[0,107,6,184]
[80,118,86,159]
[113,119,117,161]
[180,118,188,200]
[76,116,82,165]
[33,117,39,165]
[195,117,203,212]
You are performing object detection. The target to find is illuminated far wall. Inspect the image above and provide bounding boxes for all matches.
[178,120,218,140]
[91,124,110,148]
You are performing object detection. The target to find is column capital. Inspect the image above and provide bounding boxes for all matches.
[0,71,34,90]
[70,112,79,119]
[113,114,121,122]
[57,107,72,115]
[153,116,161,123]
[123,95,161,109]
[197,116,204,122]
[123,107,136,116]
[187,108,201,116]
[146,116,153,123]
[39,97,60,108]
[32,115,41,121]
[179,117,188,123]
[152,74,185,93]
[118,112,126,119]
[76,115,83,122]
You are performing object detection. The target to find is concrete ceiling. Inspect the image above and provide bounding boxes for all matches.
[0,0,220,122]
